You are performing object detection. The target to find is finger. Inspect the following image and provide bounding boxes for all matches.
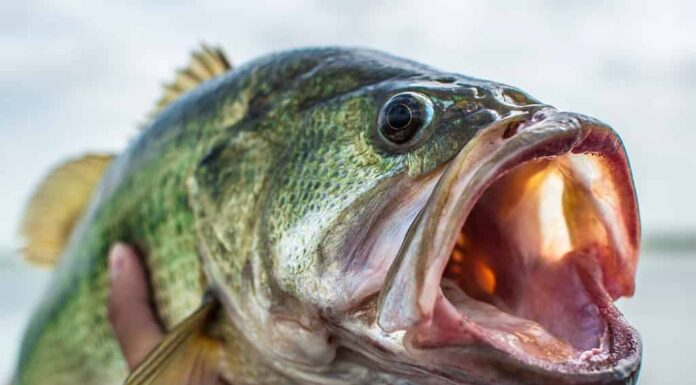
[107,243,165,370]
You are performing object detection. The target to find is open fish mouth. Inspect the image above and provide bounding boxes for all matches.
[376,108,641,384]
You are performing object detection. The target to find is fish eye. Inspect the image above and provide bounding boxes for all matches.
[378,92,434,145]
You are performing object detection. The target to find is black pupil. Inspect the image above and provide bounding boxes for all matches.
[379,93,429,145]
[387,103,412,130]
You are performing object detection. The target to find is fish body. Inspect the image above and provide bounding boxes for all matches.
[14,47,641,385]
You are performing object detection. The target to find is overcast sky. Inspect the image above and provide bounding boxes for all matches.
[1,0,695,248]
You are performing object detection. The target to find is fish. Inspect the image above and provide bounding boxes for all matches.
[13,45,641,385]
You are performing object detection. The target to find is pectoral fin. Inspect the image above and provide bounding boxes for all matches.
[125,301,223,385]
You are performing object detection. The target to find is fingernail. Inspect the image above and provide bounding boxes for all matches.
[109,243,129,278]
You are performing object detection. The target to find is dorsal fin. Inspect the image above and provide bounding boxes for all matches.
[19,154,114,267]
[146,44,232,122]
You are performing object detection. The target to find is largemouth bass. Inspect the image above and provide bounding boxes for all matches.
[14,46,641,385]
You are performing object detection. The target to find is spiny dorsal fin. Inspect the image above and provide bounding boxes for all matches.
[146,44,232,122]
[20,154,114,267]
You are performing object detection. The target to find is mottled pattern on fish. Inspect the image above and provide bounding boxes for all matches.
[15,48,434,385]
[14,46,641,385]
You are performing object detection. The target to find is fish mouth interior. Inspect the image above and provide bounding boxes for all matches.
[439,153,617,361]
[369,111,640,382]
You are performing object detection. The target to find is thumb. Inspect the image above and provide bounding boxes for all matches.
[107,243,165,371]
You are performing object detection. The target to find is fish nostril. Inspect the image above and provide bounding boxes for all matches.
[502,121,522,139]
[503,108,553,139]
[532,109,548,122]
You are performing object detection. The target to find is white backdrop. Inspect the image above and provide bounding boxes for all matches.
[1,0,695,247]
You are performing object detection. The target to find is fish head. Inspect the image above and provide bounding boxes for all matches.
[195,49,641,384]
[311,81,640,384]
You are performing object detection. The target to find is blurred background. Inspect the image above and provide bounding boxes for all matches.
[0,0,694,383]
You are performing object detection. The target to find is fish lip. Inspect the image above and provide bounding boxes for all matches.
[375,108,641,381]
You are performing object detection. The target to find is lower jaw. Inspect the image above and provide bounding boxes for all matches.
[406,284,637,368]
[375,248,641,383]
[335,295,639,385]
[394,259,641,384]
[399,305,640,385]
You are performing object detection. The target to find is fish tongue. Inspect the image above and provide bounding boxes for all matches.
[436,279,577,361]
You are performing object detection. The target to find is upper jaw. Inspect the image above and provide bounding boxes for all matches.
[372,108,641,383]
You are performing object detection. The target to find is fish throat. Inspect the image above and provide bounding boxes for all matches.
[442,153,614,360]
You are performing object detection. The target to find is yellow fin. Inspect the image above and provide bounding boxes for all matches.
[20,154,114,266]
[147,44,232,121]
[125,301,223,385]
